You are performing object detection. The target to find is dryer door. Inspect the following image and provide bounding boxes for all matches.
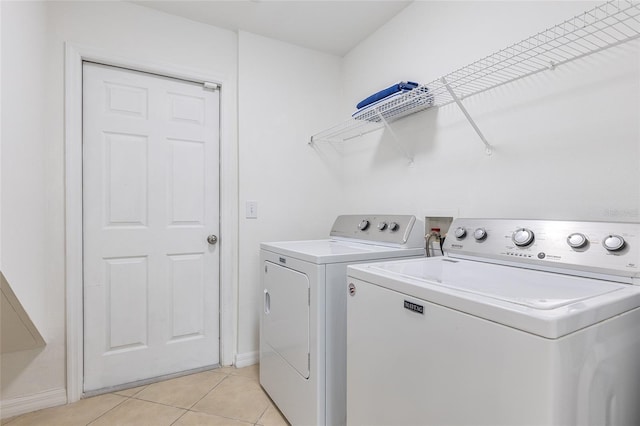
[263,261,310,378]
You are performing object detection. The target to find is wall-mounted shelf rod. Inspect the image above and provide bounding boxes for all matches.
[442,77,492,156]
[375,109,414,163]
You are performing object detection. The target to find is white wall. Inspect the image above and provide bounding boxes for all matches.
[0,0,3,268]
[340,1,640,223]
[1,0,59,404]
[1,0,237,413]
[237,31,343,360]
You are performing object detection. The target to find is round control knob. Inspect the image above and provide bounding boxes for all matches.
[603,234,625,252]
[358,219,370,231]
[473,228,487,241]
[567,233,588,249]
[388,222,399,232]
[512,228,535,247]
[454,227,467,239]
[377,222,388,231]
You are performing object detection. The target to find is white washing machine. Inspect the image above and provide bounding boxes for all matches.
[260,215,426,426]
[347,218,640,426]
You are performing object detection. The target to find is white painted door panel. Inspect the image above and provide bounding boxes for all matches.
[83,62,220,391]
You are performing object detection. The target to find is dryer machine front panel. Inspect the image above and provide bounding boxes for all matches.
[263,261,310,378]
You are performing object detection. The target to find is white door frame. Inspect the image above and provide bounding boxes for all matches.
[64,43,238,403]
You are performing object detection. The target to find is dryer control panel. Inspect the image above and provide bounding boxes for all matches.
[444,218,640,282]
[330,215,424,248]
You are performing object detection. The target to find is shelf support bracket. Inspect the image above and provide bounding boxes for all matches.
[442,77,492,156]
[374,109,414,164]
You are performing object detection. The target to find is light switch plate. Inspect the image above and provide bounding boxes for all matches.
[246,201,258,219]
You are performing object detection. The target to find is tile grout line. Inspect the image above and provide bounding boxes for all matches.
[184,371,231,411]
[172,370,265,425]
[128,396,190,411]
[184,370,266,425]
[254,402,271,426]
[109,369,241,424]
[85,392,134,425]
[169,370,235,425]
[125,369,231,409]
[168,409,189,426]
[182,373,269,426]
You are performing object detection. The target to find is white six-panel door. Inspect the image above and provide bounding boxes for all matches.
[82,62,220,391]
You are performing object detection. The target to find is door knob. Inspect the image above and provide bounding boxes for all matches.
[207,234,218,245]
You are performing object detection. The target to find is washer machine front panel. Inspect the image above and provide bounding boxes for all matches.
[346,218,640,426]
[346,275,640,426]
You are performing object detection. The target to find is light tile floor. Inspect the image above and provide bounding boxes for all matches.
[2,365,290,426]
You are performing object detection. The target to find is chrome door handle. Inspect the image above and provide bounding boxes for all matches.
[207,234,218,245]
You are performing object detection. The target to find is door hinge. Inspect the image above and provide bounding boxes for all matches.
[203,82,219,90]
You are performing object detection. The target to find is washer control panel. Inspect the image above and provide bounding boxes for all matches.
[330,215,425,248]
[444,218,640,280]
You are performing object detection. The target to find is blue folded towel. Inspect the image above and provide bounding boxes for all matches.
[356,81,419,110]
[352,86,433,122]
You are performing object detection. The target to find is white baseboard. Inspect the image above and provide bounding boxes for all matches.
[1,388,67,419]
[234,351,258,368]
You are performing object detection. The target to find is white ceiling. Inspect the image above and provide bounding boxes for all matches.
[132,0,412,56]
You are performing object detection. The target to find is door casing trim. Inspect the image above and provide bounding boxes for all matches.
[64,42,238,402]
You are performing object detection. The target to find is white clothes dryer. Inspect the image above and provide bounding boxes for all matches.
[260,215,426,426]
[347,218,640,426]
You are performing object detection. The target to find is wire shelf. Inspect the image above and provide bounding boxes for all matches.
[311,0,640,144]
[312,87,434,142]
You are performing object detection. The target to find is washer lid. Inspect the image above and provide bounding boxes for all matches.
[260,239,425,264]
[371,257,624,310]
[348,257,640,338]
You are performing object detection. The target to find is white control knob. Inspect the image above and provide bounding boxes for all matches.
[388,222,399,232]
[473,228,487,241]
[512,228,534,247]
[377,222,388,231]
[454,227,467,239]
[567,233,588,249]
[358,220,370,231]
[603,234,625,251]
